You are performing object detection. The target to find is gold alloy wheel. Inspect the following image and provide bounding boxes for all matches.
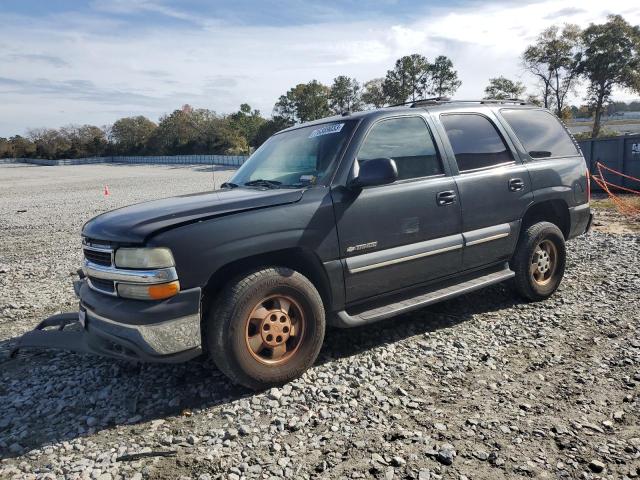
[530,239,558,286]
[244,294,305,365]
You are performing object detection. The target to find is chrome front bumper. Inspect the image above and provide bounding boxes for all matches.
[11,279,203,363]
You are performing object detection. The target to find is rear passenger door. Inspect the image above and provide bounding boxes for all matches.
[438,111,532,270]
[332,115,463,303]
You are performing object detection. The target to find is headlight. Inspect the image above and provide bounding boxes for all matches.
[117,281,180,300]
[115,247,175,269]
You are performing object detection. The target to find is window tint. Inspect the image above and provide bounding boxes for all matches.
[501,109,579,158]
[441,114,514,172]
[358,116,443,180]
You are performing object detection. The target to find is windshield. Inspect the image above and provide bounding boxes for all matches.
[231,120,356,188]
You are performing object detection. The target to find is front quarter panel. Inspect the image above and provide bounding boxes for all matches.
[148,188,340,290]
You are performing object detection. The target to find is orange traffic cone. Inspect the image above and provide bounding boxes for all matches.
[104,185,110,196]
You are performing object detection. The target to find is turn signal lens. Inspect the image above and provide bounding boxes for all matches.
[117,281,180,300]
[148,281,180,300]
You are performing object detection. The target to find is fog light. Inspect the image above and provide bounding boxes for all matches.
[118,281,180,300]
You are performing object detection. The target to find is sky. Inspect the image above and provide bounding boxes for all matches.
[0,0,639,137]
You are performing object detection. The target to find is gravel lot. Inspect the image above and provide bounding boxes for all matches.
[1,163,639,480]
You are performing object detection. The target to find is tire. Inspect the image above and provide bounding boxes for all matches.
[206,267,325,390]
[510,221,566,302]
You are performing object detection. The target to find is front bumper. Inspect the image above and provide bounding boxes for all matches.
[11,279,203,363]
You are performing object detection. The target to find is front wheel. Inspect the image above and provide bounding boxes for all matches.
[206,267,325,390]
[510,221,566,301]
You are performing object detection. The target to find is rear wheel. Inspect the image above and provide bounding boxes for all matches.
[207,267,325,390]
[510,222,566,301]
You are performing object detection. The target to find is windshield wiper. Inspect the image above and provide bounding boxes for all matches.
[243,179,282,189]
[220,182,239,189]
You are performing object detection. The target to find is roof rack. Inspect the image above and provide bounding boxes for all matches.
[385,97,530,109]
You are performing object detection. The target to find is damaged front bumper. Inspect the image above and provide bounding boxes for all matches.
[11,279,203,363]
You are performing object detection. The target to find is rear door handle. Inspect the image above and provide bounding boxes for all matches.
[508,178,524,192]
[436,190,456,206]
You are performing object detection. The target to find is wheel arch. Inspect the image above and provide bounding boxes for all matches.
[201,247,333,322]
[520,199,570,239]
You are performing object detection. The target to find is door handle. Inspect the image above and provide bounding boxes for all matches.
[508,178,524,192]
[436,190,456,206]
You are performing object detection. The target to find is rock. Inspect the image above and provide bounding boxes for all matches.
[268,388,282,401]
[8,443,23,454]
[588,460,605,473]
[224,428,238,440]
[473,450,489,461]
[436,446,456,466]
[86,417,98,427]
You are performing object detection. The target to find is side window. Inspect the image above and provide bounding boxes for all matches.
[441,114,514,172]
[357,116,443,181]
[501,109,579,158]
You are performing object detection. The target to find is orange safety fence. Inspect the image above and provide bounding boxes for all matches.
[591,162,640,216]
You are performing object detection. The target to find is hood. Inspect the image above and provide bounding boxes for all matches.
[82,187,305,244]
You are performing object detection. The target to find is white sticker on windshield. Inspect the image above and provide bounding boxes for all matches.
[308,123,344,138]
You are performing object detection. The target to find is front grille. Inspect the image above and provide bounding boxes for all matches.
[88,276,115,294]
[84,248,112,266]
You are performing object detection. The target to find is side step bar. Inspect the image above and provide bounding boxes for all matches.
[335,265,515,327]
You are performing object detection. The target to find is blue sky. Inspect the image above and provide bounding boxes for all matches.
[0,0,638,136]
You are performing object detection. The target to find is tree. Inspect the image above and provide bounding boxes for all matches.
[361,78,388,108]
[0,138,12,158]
[329,76,362,114]
[383,54,431,104]
[522,24,582,115]
[110,116,157,155]
[28,128,71,159]
[228,104,266,149]
[8,135,35,158]
[253,116,294,147]
[148,107,246,155]
[483,76,526,100]
[273,80,331,123]
[578,15,640,137]
[60,125,108,157]
[428,55,461,97]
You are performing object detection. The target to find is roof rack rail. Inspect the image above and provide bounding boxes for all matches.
[385,97,530,108]
[386,96,451,108]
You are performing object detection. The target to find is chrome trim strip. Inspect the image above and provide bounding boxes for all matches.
[462,223,511,246]
[465,232,510,246]
[83,260,178,284]
[349,244,462,274]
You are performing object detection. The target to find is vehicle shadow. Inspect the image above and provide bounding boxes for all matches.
[0,282,521,460]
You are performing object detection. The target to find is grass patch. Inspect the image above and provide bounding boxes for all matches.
[591,195,640,211]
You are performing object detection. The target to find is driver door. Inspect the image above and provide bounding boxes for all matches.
[331,115,463,304]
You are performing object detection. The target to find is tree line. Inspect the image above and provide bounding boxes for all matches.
[1,14,639,159]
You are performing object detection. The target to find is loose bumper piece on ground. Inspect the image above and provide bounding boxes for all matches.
[10,279,203,363]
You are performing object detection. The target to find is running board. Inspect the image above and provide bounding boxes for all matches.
[335,265,515,327]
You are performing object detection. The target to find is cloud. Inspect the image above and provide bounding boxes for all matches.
[0,0,639,136]
[544,7,586,19]
[8,54,70,67]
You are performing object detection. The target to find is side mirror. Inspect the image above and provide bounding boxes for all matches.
[348,157,398,189]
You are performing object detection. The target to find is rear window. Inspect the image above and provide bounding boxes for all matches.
[440,114,514,172]
[501,109,579,159]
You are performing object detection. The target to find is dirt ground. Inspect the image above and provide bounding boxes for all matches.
[0,164,639,480]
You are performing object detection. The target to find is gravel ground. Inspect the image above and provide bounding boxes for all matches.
[1,163,639,480]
